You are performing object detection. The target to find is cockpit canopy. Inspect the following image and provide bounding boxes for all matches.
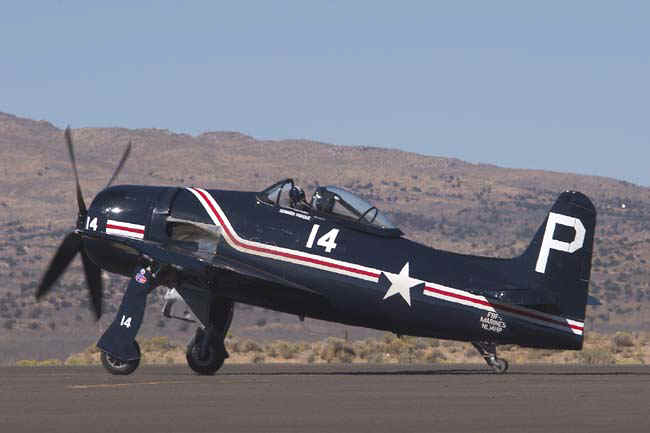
[311,186,396,229]
[260,179,399,234]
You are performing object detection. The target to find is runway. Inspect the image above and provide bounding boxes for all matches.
[1,364,649,433]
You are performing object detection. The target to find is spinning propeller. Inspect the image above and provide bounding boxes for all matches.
[36,127,132,319]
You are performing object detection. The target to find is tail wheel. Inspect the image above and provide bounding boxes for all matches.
[100,341,141,375]
[490,358,509,374]
[471,341,509,374]
[186,334,225,375]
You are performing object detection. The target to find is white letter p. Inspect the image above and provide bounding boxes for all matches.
[535,212,586,274]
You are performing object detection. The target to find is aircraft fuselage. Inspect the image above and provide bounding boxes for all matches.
[83,184,586,350]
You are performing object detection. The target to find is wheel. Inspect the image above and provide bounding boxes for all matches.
[100,341,141,375]
[186,334,225,375]
[490,358,509,374]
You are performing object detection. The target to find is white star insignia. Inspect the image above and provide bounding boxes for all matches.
[382,262,422,307]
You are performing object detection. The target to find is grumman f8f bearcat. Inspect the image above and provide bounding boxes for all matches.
[36,128,597,375]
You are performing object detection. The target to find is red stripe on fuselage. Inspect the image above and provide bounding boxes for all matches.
[192,188,381,279]
[105,224,145,234]
[424,285,583,331]
[190,187,583,333]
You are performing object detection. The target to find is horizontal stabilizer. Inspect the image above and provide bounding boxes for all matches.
[478,288,558,306]
[587,295,601,306]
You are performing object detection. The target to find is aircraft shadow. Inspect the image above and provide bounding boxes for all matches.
[220,369,487,376]
[216,368,650,377]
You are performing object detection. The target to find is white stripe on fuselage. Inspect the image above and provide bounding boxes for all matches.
[186,187,584,335]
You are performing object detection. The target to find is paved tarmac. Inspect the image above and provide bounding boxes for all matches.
[1,364,649,433]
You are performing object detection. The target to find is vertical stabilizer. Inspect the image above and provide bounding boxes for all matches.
[517,191,596,322]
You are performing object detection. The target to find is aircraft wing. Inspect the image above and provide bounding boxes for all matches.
[80,230,324,299]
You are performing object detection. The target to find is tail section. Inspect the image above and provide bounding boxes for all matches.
[516,191,596,322]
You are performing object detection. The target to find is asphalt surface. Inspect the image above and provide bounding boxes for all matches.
[1,364,649,433]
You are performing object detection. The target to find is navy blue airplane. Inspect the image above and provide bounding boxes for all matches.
[36,128,596,375]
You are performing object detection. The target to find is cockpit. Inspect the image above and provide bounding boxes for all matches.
[259,179,402,237]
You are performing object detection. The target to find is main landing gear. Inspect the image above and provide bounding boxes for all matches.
[161,286,234,375]
[97,264,157,375]
[97,262,177,375]
[96,260,234,376]
[186,328,225,375]
[471,341,509,374]
[185,299,234,375]
[101,341,141,375]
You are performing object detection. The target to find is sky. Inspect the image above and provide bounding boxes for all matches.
[1,1,649,186]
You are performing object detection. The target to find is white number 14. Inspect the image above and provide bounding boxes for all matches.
[85,217,98,231]
[306,224,340,253]
[120,315,132,328]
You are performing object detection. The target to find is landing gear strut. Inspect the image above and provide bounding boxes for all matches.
[97,262,169,375]
[471,341,508,374]
[186,298,233,375]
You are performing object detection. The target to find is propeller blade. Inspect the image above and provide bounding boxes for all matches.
[65,126,87,215]
[36,232,82,299]
[81,248,103,320]
[105,140,132,189]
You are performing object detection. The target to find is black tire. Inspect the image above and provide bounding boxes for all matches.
[100,341,141,375]
[186,334,225,375]
[491,358,509,374]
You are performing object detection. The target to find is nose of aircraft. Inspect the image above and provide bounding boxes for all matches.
[88,185,155,231]
[82,185,174,276]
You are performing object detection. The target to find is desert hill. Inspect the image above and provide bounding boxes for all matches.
[1,111,649,362]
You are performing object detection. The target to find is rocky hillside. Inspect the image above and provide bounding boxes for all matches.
[1,112,649,361]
